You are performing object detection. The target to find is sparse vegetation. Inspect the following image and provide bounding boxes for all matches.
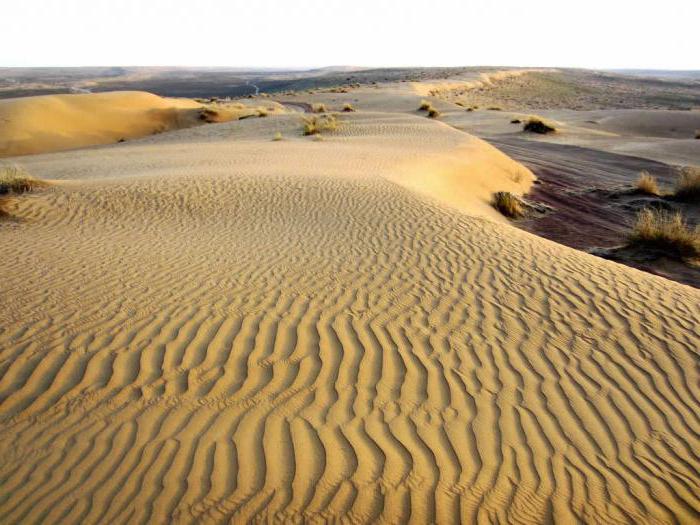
[634,171,660,196]
[523,117,556,134]
[492,191,524,218]
[419,100,432,111]
[302,114,338,136]
[342,103,356,112]
[628,208,699,259]
[257,108,268,117]
[0,165,44,195]
[427,108,440,118]
[312,103,327,113]
[466,107,474,112]
[273,131,283,141]
[674,166,700,202]
[510,119,521,124]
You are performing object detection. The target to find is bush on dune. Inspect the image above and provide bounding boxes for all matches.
[0,165,45,195]
[342,103,356,112]
[674,166,700,202]
[523,117,556,134]
[634,171,660,196]
[312,103,327,113]
[427,108,441,118]
[419,100,432,111]
[628,208,699,259]
[302,114,338,136]
[492,191,524,218]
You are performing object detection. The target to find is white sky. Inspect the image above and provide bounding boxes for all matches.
[2,0,698,69]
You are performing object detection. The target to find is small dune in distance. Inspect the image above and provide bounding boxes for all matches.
[0,65,699,524]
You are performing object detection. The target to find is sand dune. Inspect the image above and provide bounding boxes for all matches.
[1,107,699,523]
[0,91,248,158]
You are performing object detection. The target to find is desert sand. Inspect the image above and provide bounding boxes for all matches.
[1,85,699,524]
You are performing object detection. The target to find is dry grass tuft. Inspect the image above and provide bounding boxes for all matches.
[342,103,356,112]
[427,108,441,119]
[0,165,45,195]
[674,166,700,202]
[312,103,327,113]
[523,117,556,134]
[302,114,338,136]
[419,100,432,111]
[635,171,660,196]
[629,208,700,258]
[273,131,283,141]
[492,191,523,218]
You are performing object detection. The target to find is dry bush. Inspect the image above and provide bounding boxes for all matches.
[273,131,283,141]
[674,166,700,202]
[302,114,338,136]
[492,191,523,218]
[342,103,355,112]
[427,108,440,118]
[523,117,556,134]
[419,100,432,111]
[0,165,45,194]
[629,208,699,258]
[635,171,660,196]
[312,103,327,113]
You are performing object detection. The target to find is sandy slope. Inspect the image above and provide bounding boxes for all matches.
[1,109,699,524]
[0,91,229,158]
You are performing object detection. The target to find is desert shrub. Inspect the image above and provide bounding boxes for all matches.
[635,171,660,196]
[629,208,699,258]
[523,117,556,134]
[198,108,220,122]
[342,103,355,112]
[419,100,432,111]
[427,108,440,118]
[492,191,523,218]
[312,103,327,113]
[302,114,338,136]
[674,166,700,201]
[0,165,44,195]
[273,131,283,141]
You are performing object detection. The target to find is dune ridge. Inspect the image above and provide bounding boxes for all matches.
[0,110,699,523]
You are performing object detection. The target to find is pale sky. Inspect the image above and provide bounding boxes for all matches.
[2,0,698,70]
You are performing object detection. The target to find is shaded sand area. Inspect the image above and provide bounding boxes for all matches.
[1,96,700,524]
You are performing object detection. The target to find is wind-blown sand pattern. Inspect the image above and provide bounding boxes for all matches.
[1,109,699,524]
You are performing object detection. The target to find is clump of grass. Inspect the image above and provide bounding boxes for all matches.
[674,166,700,202]
[342,103,355,112]
[312,103,327,113]
[492,191,523,218]
[0,165,44,195]
[523,117,556,134]
[302,114,338,136]
[273,131,283,141]
[634,171,660,196]
[419,100,432,111]
[427,108,440,118]
[628,208,699,259]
